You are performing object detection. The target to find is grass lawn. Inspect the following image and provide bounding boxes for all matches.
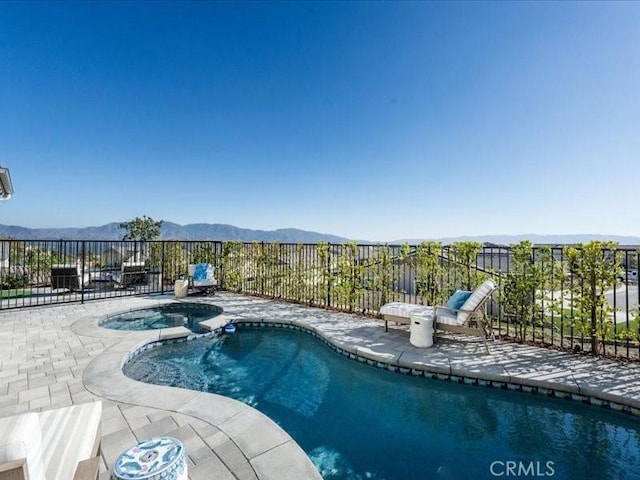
[554,311,639,333]
[0,289,32,299]
[500,310,639,348]
[503,308,640,344]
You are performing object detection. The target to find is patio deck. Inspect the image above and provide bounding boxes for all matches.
[2,292,640,479]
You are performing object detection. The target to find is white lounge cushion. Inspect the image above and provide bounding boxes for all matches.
[457,279,497,324]
[189,263,216,287]
[379,302,433,318]
[435,308,461,326]
[381,279,496,327]
[123,261,145,268]
[39,402,102,480]
[0,412,46,480]
[193,276,216,287]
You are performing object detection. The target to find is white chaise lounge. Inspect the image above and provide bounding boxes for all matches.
[0,401,102,480]
[380,278,497,353]
[188,263,218,295]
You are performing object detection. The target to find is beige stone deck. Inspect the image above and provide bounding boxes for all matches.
[2,292,640,479]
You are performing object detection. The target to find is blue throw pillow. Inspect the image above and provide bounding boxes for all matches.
[445,290,473,310]
[194,263,209,281]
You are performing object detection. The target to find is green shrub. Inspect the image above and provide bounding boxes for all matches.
[0,272,29,289]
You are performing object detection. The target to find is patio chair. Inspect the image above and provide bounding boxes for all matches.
[112,261,146,289]
[379,278,497,353]
[0,401,102,480]
[50,265,90,292]
[188,263,217,295]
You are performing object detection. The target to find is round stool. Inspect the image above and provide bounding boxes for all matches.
[410,313,435,348]
[112,437,187,480]
[174,279,189,298]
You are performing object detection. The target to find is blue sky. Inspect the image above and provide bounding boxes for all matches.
[1,1,638,241]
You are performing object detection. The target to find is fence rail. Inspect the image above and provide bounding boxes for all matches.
[1,239,638,359]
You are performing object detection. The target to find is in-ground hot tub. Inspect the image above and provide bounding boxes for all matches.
[99,302,221,334]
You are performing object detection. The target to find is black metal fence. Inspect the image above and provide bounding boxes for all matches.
[1,239,638,359]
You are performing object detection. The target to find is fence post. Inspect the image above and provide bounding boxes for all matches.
[261,241,265,296]
[80,241,86,304]
[326,244,331,307]
[160,241,165,295]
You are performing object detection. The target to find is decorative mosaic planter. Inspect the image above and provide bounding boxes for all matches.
[112,436,187,480]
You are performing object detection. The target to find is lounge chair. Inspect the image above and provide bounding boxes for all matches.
[50,265,90,292]
[0,401,102,480]
[112,261,146,289]
[188,263,217,295]
[379,278,497,353]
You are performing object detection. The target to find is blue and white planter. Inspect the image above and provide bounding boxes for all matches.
[112,437,187,480]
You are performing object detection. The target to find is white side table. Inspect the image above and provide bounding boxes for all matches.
[410,312,435,348]
[174,279,189,298]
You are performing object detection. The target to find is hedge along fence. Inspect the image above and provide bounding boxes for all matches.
[210,240,640,358]
[1,238,639,358]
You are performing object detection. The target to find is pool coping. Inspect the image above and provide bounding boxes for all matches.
[231,320,640,414]
[194,293,640,415]
[75,298,323,480]
[76,292,640,478]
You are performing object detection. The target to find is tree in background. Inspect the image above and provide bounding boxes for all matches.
[564,241,622,355]
[369,244,395,310]
[415,241,444,306]
[501,241,559,341]
[289,243,313,304]
[334,241,365,313]
[219,241,244,291]
[449,241,484,291]
[191,242,217,264]
[157,241,188,283]
[316,242,332,307]
[119,215,163,241]
[248,241,281,296]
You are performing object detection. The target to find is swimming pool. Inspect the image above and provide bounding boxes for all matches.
[100,302,221,334]
[124,326,640,479]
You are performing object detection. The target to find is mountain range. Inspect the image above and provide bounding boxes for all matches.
[0,222,638,246]
[0,222,351,243]
[392,234,640,247]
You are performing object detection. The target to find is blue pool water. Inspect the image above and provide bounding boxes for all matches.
[100,302,221,334]
[124,327,640,480]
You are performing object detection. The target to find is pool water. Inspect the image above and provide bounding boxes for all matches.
[124,327,640,480]
[100,302,221,334]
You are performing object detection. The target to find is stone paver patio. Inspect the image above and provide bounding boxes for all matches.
[2,291,640,479]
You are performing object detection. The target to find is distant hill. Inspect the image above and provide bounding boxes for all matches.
[0,222,351,243]
[158,222,351,243]
[0,223,638,246]
[391,234,640,247]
